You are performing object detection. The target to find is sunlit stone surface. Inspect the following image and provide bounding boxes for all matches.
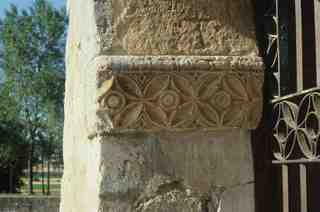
[60,0,263,211]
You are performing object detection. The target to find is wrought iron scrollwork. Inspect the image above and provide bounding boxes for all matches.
[266,4,279,69]
[266,0,320,162]
[273,90,320,161]
[265,0,281,98]
[266,0,291,98]
[266,1,320,211]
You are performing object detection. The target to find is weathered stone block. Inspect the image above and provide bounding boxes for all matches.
[95,0,259,56]
[61,0,264,211]
[97,130,254,212]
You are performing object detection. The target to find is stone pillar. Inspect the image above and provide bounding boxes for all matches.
[60,1,264,212]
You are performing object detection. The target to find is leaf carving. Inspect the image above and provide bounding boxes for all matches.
[246,75,263,100]
[144,102,168,127]
[103,68,264,131]
[197,76,221,100]
[143,75,170,99]
[117,75,142,99]
[114,103,143,128]
[221,103,244,127]
[171,102,195,127]
[171,74,194,98]
[197,102,220,127]
[222,76,248,101]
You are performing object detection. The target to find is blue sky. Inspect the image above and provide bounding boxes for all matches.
[0,0,65,17]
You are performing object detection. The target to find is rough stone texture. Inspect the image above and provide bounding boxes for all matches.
[61,0,263,211]
[0,195,59,212]
[98,130,254,212]
[95,0,259,55]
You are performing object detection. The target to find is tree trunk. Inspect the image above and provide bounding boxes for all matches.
[47,157,50,195]
[28,144,34,195]
[42,155,45,194]
[9,164,13,193]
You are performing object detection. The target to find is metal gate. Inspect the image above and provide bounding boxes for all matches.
[266,0,320,211]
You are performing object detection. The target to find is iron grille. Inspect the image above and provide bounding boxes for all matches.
[266,0,320,211]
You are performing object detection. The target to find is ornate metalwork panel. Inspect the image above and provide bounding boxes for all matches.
[266,0,320,211]
[272,89,320,161]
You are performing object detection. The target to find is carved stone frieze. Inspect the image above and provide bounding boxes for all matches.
[96,56,264,132]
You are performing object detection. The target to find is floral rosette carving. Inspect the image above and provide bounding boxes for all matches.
[98,71,262,131]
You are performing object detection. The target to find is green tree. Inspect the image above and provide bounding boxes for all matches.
[0,0,67,194]
[0,83,28,193]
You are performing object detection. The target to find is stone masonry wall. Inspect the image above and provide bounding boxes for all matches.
[0,196,59,212]
[61,0,264,211]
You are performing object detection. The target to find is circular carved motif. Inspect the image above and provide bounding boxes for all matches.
[104,91,125,110]
[211,91,232,109]
[159,90,180,110]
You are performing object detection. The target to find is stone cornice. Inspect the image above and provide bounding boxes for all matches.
[97,55,264,86]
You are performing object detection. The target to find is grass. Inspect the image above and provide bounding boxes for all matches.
[31,184,60,190]
[20,176,61,195]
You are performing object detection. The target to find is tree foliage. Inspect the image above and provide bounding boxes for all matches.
[0,0,67,193]
[0,85,27,193]
[0,120,28,193]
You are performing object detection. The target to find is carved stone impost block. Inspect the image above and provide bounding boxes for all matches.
[61,0,264,211]
[96,56,264,132]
